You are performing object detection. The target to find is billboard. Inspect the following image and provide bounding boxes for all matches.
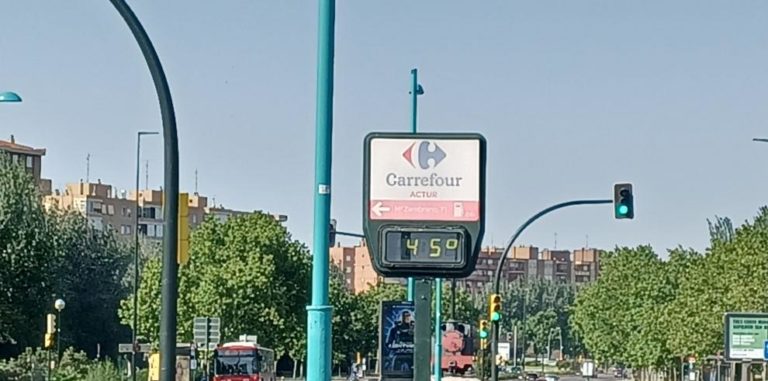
[379,301,415,380]
[724,313,768,360]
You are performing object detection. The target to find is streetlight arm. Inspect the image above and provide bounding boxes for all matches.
[108,2,179,381]
[492,199,612,295]
[335,231,365,239]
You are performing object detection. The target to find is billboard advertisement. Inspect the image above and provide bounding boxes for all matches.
[379,301,415,380]
[724,313,768,360]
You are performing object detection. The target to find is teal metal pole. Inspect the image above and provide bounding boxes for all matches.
[307,0,335,380]
[434,278,443,380]
[407,68,419,301]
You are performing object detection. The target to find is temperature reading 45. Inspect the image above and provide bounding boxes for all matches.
[405,237,459,257]
[383,229,465,265]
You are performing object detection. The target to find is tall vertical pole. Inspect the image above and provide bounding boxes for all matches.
[451,279,456,319]
[107,2,180,380]
[491,314,498,380]
[414,279,433,381]
[407,68,419,302]
[434,279,443,380]
[513,325,518,367]
[133,134,141,381]
[521,287,527,373]
[134,131,157,381]
[307,0,335,380]
[56,310,61,363]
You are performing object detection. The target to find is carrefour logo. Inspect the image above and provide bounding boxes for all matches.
[402,141,447,170]
[386,140,462,188]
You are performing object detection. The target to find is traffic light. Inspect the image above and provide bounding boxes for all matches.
[613,183,634,219]
[329,219,337,247]
[489,294,502,322]
[44,313,56,349]
[479,319,489,339]
[44,333,54,349]
[178,193,190,265]
[46,313,56,334]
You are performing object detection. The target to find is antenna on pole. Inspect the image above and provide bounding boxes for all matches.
[195,168,198,194]
[86,154,91,183]
[586,234,589,249]
[145,160,149,190]
[554,232,558,249]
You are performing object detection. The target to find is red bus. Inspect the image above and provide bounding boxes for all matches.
[212,342,275,381]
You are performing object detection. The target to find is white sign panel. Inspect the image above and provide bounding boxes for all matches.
[368,138,481,221]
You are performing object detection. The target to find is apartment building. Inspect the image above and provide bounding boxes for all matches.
[329,241,381,294]
[329,241,601,294]
[43,180,287,240]
[0,135,52,194]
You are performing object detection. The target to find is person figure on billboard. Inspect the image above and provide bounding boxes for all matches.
[386,310,414,346]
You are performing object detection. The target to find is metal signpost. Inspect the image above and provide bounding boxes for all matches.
[363,132,486,380]
[193,317,221,379]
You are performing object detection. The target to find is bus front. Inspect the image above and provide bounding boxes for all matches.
[212,345,264,381]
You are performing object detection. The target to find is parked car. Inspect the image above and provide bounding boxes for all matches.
[544,374,560,381]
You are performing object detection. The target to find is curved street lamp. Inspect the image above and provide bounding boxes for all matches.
[0,91,22,102]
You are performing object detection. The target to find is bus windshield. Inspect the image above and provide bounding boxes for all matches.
[214,349,262,375]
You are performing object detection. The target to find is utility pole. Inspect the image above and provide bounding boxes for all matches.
[306,0,335,379]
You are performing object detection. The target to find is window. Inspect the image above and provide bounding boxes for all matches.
[91,201,103,214]
[192,214,198,224]
[26,156,33,168]
[141,207,156,219]
[11,154,18,164]
[121,207,128,217]
[121,225,132,235]
[345,267,352,273]
[138,224,148,236]
[345,255,352,262]
[107,205,115,215]
[156,225,163,238]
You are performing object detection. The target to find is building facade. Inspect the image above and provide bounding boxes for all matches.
[0,135,51,194]
[43,180,287,241]
[329,241,601,294]
[329,241,381,293]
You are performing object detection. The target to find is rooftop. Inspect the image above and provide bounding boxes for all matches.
[0,135,46,156]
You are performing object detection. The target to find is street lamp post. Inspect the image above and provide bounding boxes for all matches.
[0,91,22,102]
[490,199,613,381]
[106,2,180,380]
[54,299,65,363]
[133,131,158,381]
[306,0,335,379]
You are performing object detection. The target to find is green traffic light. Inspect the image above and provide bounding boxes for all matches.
[617,204,629,215]
[491,312,501,321]
[479,330,489,339]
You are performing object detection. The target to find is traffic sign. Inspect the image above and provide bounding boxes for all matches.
[193,317,221,348]
[363,132,486,278]
[118,343,151,353]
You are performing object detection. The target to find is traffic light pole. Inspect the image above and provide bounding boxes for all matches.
[489,199,612,381]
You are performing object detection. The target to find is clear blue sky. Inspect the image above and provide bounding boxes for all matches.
[2,1,767,255]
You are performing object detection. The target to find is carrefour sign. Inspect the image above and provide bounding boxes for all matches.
[363,132,486,278]
[368,137,482,222]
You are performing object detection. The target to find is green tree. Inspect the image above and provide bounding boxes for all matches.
[120,213,311,357]
[48,211,132,358]
[0,157,54,349]
[571,246,674,368]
